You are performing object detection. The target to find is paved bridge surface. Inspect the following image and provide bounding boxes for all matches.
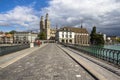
[0,43,120,80]
[0,43,95,80]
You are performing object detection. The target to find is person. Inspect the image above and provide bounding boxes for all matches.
[37,40,41,47]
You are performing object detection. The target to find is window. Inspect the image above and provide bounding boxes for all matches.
[69,39,72,43]
[23,36,26,40]
[66,39,68,43]
[66,35,68,38]
[62,34,64,38]
[62,39,64,43]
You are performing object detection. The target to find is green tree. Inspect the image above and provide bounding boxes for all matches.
[9,30,16,34]
[90,26,96,44]
[90,26,104,45]
[117,38,120,43]
[95,34,104,45]
[38,32,46,40]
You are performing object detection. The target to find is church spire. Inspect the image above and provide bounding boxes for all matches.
[81,24,83,28]
[41,16,44,21]
[46,13,49,20]
[40,16,45,32]
[80,19,83,28]
[56,24,58,30]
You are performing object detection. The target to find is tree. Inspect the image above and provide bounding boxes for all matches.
[90,26,96,44]
[95,34,104,45]
[38,32,46,40]
[90,26,104,45]
[9,30,16,34]
[117,38,120,43]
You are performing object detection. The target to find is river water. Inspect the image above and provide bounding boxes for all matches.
[104,44,120,50]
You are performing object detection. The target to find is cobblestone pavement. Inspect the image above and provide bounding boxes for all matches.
[0,43,95,80]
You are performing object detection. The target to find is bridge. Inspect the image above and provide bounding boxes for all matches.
[0,43,120,80]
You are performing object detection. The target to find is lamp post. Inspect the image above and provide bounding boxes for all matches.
[30,31,34,47]
[31,31,32,43]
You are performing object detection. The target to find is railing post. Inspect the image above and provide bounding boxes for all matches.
[117,52,120,65]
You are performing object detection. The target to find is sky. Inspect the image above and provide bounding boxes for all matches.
[0,0,120,36]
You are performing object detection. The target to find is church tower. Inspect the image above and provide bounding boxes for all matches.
[45,13,51,40]
[40,16,45,32]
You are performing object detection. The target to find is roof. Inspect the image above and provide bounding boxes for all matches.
[14,32,38,34]
[6,34,13,37]
[58,26,88,33]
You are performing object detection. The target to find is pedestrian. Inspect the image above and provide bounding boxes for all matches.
[37,40,40,47]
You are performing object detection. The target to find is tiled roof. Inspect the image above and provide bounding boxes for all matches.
[58,27,88,33]
[6,34,13,37]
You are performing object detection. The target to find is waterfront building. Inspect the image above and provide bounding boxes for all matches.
[0,32,5,43]
[56,27,75,44]
[14,32,38,44]
[98,32,107,43]
[3,34,13,44]
[0,32,13,44]
[107,36,119,44]
[56,27,89,46]
[40,13,56,40]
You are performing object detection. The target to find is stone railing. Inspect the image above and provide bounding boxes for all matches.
[0,44,30,56]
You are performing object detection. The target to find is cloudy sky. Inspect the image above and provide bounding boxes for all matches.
[0,0,120,36]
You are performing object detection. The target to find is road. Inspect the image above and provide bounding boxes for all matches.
[0,43,95,80]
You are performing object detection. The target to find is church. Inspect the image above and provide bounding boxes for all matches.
[40,13,56,40]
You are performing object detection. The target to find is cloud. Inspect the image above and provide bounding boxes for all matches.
[41,0,120,35]
[0,6,40,31]
[0,0,120,35]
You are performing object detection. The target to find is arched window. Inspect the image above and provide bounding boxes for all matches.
[62,39,64,43]
[69,39,72,43]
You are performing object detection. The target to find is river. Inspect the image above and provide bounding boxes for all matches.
[104,44,120,50]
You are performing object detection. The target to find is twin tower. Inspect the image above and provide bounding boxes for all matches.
[40,13,51,40]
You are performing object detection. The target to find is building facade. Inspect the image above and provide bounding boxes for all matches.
[56,27,89,46]
[0,32,13,44]
[56,28,75,44]
[14,32,38,44]
[40,13,56,40]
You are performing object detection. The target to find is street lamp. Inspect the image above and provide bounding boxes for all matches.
[30,31,34,48]
[31,31,32,43]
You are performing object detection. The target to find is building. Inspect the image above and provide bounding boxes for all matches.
[98,32,107,43]
[56,27,89,46]
[0,32,5,43]
[106,36,119,44]
[3,34,13,44]
[0,32,13,44]
[56,27,75,44]
[40,13,56,40]
[56,27,89,45]
[14,32,38,44]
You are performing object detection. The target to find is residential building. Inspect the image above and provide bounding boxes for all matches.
[56,27,89,46]
[14,32,38,44]
[3,34,13,44]
[0,32,13,44]
[56,28,75,44]
[0,32,5,43]
[107,36,118,44]
[98,32,107,43]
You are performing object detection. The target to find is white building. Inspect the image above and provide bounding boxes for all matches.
[14,32,38,44]
[56,27,89,46]
[56,28,75,44]
[98,32,107,43]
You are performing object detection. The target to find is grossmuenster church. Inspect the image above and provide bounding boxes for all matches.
[40,13,56,40]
